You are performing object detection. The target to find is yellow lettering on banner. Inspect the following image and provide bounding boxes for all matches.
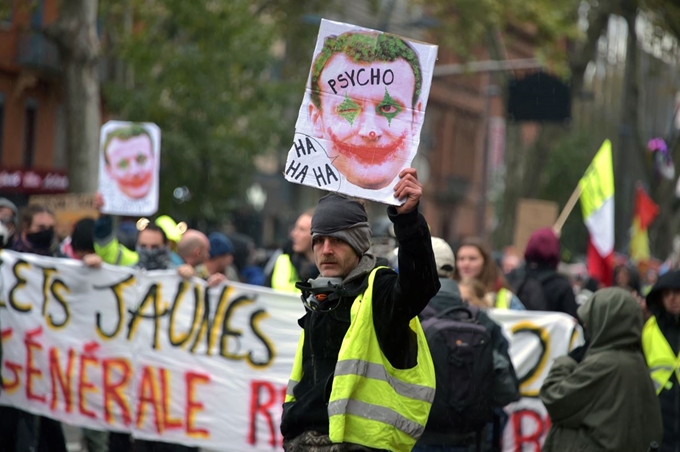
[189,285,231,355]
[169,281,203,349]
[127,284,167,350]
[96,275,136,341]
[569,326,579,351]
[246,309,276,370]
[9,260,31,312]
[219,294,253,361]
[510,321,551,397]
[41,267,71,330]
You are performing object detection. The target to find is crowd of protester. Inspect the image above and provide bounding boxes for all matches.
[0,191,678,452]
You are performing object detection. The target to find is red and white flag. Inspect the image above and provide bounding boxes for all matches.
[579,140,614,286]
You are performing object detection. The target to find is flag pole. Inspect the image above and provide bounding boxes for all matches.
[553,184,583,236]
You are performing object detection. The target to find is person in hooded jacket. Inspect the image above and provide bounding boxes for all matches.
[540,288,662,452]
[510,227,577,316]
[642,269,680,452]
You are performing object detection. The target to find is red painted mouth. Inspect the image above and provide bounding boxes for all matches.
[121,172,152,189]
[328,131,407,165]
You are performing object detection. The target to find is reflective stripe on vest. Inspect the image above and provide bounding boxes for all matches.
[271,254,299,293]
[284,330,305,403]
[328,399,425,440]
[334,359,435,402]
[496,287,510,309]
[284,267,435,450]
[328,267,435,450]
[642,316,680,394]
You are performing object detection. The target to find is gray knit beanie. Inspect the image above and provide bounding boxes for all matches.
[311,194,372,256]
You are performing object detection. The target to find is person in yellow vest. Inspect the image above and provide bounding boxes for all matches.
[281,168,440,452]
[541,288,662,451]
[266,209,319,292]
[642,269,680,452]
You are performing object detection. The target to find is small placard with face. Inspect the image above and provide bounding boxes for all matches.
[98,120,161,216]
[284,19,438,205]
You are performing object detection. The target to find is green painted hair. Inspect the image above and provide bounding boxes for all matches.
[310,31,422,110]
[103,124,153,165]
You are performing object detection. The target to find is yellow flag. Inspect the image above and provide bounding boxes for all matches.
[579,139,614,220]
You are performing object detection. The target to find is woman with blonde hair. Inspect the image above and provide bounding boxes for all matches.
[459,278,491,309]
[453,237,525,310]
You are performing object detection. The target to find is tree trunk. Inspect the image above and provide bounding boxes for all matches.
[493,122,524,249]
[616,2,644,250]
[45,0,101,194]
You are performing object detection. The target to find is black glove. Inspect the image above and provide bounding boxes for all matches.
[568,342,589,363]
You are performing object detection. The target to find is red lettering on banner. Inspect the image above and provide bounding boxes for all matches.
[102,358,133,426]
[161,368,183,431]
[49,347,76,413]
[1,328,11,341]
[510,409,551,452]
[185,371,210,439]
[248,380,283,447]
[25,327,46,403]
[136,366,163,433]
[78,342,100,419]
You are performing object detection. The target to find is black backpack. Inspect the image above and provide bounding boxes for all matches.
[513,270,557,311]
[420,304,495,434]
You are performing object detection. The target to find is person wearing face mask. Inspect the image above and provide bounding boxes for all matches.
[107,222,195,452]
[1,204,68,452]
[11,204,58,256]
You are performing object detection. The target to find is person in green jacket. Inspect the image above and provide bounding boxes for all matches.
[540,288,662,452]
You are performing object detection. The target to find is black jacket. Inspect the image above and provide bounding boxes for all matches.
[526,265,578,319]
[418,278,520,446]
[647,270,680,452]
[280,206,440,442]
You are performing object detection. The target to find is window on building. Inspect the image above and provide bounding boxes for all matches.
[31,0,44,29]
[23,99,37,168]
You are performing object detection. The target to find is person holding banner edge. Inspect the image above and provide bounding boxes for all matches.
[281,168,440,451]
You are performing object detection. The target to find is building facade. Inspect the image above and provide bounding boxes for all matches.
[0,0,68,207]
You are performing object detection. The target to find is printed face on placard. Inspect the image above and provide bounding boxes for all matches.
[105,134,155,199]
[310,55,421,190]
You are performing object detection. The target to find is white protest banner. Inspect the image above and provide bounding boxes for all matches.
[488,309,584,452]
[1,250,582,451]
[98,120,161,216]
[0,250,302,450]
[284,19,438,205]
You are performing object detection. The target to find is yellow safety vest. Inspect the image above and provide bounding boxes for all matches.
[495,288,511,309]
[271,254,299,293]
[285,267,436,451]
[642,316,680,394]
